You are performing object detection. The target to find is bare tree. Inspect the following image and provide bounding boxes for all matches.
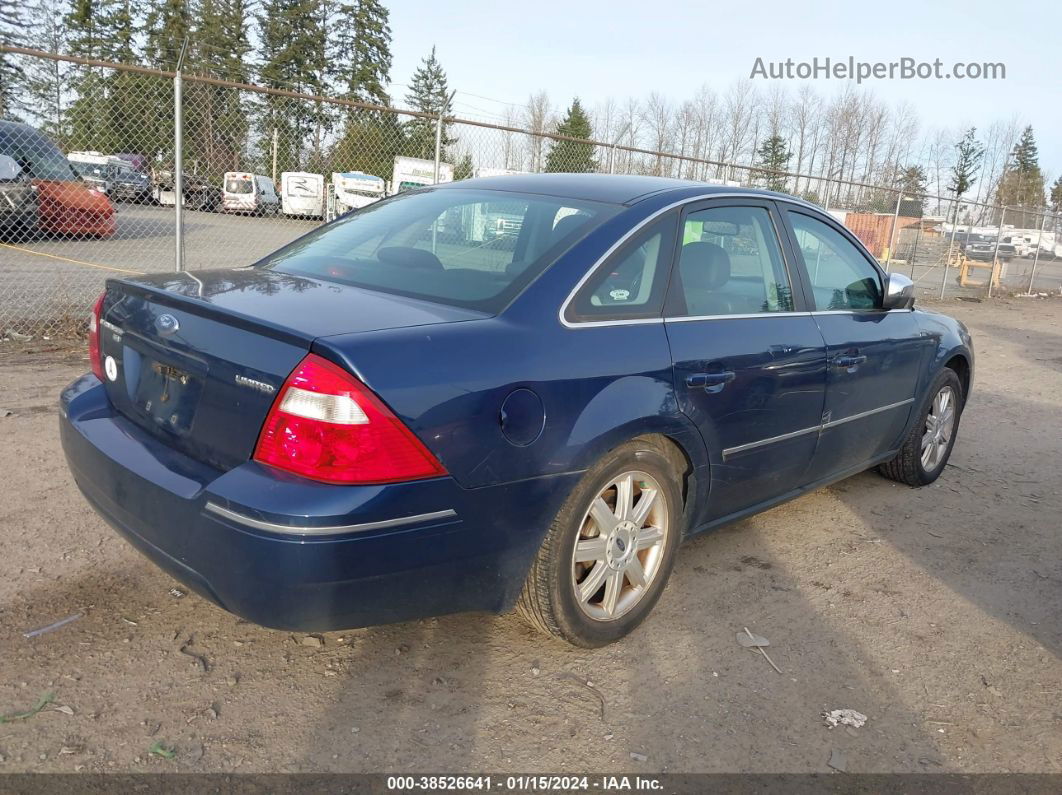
[721,81,758,179]
[619,97,641,174]
[692,84,718,181]
[641,91,672,176]
[523,91,552,172]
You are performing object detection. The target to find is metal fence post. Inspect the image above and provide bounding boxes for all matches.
[173,40,187,273]
[989,205,1006,298]
[609,123,630,175]
[941,196,961,299]
[433,113,442,183]
[885,191,902,272]
[1025,212,1049,294]
[433,91,455,184]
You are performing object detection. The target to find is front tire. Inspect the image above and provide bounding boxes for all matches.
[517,437,683,647]
[879,369,963,487]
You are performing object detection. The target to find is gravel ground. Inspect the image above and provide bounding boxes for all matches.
[0,297,1060,775]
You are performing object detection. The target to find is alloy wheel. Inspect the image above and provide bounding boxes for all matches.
[570,470,669,621]
[921,385,957,472]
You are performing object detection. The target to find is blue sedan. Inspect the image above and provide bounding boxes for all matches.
[60,175,973,647]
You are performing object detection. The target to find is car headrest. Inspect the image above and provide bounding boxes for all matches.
[679,241,730,290]
[377,246,444,271]
[551,213,589,245]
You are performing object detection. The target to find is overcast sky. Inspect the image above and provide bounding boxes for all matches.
[387,0,1061,178]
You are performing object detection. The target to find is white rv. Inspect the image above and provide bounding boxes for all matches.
[329,172,386,219]
[391,156,453,194]
[472,167,529,179]
[68,151,127,193]
[281,172,324,218]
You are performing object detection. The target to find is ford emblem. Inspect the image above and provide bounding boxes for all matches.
[155,313,180,336]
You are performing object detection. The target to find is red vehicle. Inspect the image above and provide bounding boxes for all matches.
[0,121,115,238]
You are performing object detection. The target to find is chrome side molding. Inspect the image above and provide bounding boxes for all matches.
[203,502,458,536]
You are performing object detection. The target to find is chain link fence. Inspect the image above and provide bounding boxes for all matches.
[2,47,1060,339]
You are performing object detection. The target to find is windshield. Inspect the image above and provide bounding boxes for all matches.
[257,188,618,312]
[0,128,77,181]
[225,178,253,194]
[71,162,109,180]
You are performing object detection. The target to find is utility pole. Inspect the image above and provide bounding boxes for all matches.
[173,38,188,273]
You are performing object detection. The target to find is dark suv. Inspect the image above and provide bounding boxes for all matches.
[0,135,39,241]
[966,235,1015,262]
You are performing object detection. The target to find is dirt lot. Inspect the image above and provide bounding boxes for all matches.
[1,297,1060,775]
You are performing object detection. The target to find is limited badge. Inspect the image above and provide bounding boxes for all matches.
[104,355,118,382]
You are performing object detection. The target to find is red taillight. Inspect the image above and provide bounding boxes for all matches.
[88,292,105,380]
[253,354,447,485]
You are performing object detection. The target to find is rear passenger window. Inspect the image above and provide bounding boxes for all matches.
[788,212,882,310]
[566,214,677,322]
[670,206,793,317]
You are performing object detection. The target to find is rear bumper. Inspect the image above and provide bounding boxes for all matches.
[39,208,115,237]
[222,198,257,213]
[111,184,150,202]
[60,374,575,631]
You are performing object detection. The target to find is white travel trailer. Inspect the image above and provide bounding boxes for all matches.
[68,151,127,193]
[328,172,386,219]
[391,156,453,194]
[281,171,324,218]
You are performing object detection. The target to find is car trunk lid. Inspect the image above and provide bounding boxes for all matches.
[98,268,486,471]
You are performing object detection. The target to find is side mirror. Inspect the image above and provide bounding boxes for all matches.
[882,272,915,310]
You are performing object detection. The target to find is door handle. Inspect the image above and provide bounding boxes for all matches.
[834,354,867,370]
[686,371,736,394]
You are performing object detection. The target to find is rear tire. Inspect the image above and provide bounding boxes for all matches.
[517,437,683,647]
[878,368,963,487]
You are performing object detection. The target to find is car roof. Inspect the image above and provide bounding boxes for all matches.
[435,173,816,207]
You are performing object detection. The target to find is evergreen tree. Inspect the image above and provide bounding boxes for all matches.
[65,0,120,146]
[1011,125,1039,171]
[332,0,391,106]
[143,0,191,70]
[896,164,927,217]
[544,98,595,173]
[23,0,70,136]
[404,46,453,161]
[103,0,144,155]
[193,0,251,177]
[328,0,392,178]
[996,125,1045,219]
[453,152,473,180]
[257,0,323,174]
[331,110,402,181]
[948,127,983,199]
[0,0,26,119]
[753,134,791,192]
[1050,175,1062,214]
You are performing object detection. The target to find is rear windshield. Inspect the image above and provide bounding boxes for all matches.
[256,188,618,312]
[226,178,253,194]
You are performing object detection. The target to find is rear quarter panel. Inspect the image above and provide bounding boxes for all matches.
[314,317,707,490]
